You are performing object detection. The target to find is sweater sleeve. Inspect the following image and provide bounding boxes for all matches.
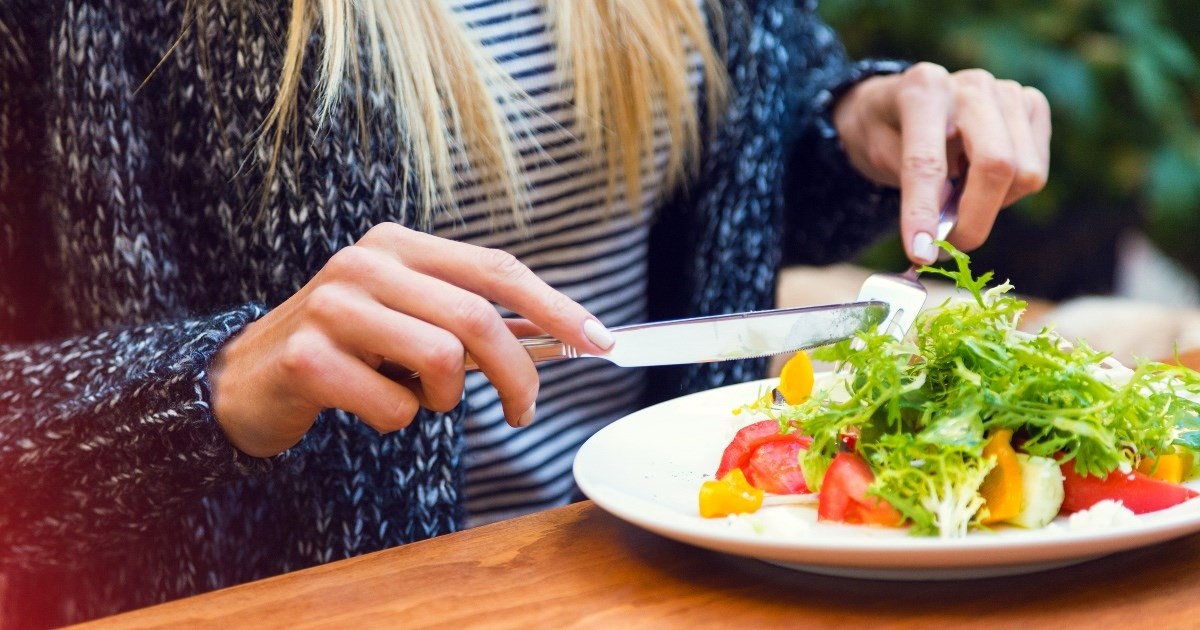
[0,307,292,568]
[0,5,286,571]
[778,2,908,266]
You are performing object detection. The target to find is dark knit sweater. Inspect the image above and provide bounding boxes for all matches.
[0,0,899,625]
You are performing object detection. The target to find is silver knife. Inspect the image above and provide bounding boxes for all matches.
[462,301,888,370]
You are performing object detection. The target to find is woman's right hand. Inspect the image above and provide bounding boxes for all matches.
[208,223,615,458]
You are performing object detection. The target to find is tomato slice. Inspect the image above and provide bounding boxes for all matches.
[715,420,811,479]
[744,439,809,494]
[1060,463,1199,515]
[817,452,903,526]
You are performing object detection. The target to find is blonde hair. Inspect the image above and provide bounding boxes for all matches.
[262,0,729,228]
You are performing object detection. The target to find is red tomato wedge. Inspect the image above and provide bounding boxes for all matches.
[817,452,904,526]
[744,439,809,494]
[715,420,811,479]
[1060,464,1199,515]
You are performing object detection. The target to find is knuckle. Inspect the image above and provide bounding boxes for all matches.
[897,65,949,103]
[544,291,579,326]
[478,247,528,282]
[361,221,408,245]
[1016,169,1048,195]
[304,284,354,324]
[419,335,465,376]
[452,294,501,339]
[904,62,950,87]
[954,68,996,88]
[278,332,326,381]
[975,152,1018,182]
[902,152,947,181]
[1023,86,1050,113]
[325,245,377,281]
[997,79,1023,98]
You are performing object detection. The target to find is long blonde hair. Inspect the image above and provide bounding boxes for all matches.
[261,0,728,228]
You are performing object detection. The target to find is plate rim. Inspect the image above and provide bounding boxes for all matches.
[573,378,1200,577]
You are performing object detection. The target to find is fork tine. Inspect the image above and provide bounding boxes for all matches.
[854,176,964,340]
[856,273,928,340]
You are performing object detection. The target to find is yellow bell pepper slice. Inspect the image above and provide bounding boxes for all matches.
[979,429,1023,524]
[777,350,814,405]
[1137,452,1193,484]
[698,468,765,518]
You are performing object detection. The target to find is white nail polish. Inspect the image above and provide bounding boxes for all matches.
[912,232,937,264]
[517,402,537,427]
[583,319,615,351]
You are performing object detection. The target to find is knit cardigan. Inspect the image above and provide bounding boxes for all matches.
[0,0,899,625]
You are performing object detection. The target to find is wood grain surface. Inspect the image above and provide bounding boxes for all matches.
[79,501,1200,629]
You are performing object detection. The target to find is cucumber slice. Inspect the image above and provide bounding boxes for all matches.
[1009,454,1065,529]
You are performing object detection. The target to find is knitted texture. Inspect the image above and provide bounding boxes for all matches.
[0,0,898,626]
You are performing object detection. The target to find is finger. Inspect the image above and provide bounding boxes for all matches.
[505,318,547,338]
[320,241,540,426]
[309,287,467,413]
[834,74,902,186]
[951,70,1017,251]
[291,340,423,433]
[339,245,541,426]
[365,225,614,355]
[394,272,540,426]
[995,80,1047,206]
[859,126,905,187]
[894,63,954,264]
[1025,86,1052,178]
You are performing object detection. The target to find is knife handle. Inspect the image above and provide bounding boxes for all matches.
[383,336,582,380]
[463,336,581,371]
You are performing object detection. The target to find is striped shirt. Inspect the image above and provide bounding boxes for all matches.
[435,0,704,526]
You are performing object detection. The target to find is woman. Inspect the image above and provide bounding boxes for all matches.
[0,0,1049,625]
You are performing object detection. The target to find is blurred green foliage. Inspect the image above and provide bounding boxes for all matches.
[822,0,1200,297]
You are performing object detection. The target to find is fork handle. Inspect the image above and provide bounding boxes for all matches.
[935,176,964,241]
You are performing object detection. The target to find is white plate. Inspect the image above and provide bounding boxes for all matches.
[573,378,1200,580]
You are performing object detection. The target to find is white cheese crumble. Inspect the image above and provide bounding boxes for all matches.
[1066,500,1139,531]
[721,507,814,536]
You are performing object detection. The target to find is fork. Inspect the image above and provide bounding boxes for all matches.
[855,179,963,340]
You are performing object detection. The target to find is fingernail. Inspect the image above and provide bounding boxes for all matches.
[912,232,937,264]
[517,402,537,427]
[583,319,615,351]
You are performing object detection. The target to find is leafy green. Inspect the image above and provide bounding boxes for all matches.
[793,243,1200,536]
[1174,416,1200,451]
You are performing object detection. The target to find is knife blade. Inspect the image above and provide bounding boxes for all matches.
[461,301,889,370]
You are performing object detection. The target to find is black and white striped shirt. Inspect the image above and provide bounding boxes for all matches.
[436,0,703,526]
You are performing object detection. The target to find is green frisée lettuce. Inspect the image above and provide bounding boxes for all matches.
[772,243,1200,537]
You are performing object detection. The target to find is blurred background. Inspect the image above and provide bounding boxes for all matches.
[821,0,1200,305]
[771,1,1200,372]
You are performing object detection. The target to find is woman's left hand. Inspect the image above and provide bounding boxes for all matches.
[832,62,1052,264]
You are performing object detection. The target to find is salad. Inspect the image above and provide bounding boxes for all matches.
[699,244,1200,537]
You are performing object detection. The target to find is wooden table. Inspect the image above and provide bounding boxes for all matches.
[81,500,1200,628]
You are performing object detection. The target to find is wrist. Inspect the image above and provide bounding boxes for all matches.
[209,322,303,458]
